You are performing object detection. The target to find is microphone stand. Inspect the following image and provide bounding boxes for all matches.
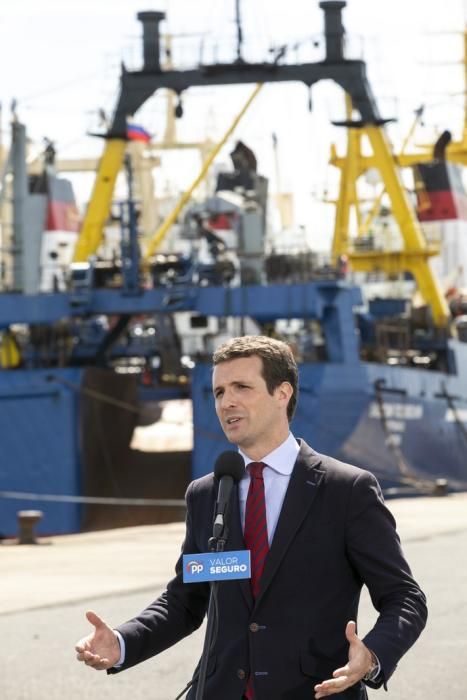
[194,528,227,700]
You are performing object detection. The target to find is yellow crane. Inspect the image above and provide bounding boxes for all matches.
[72,139,127,262]
[330,27,467,328]
[329,93,452,327]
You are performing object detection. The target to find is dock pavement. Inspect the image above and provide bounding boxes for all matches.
[1,493,466,699]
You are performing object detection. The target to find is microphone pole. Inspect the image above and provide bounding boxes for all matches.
[194,533,225,700]
[195,452,244,700]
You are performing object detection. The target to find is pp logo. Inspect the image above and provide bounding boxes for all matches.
[186,560,204,575]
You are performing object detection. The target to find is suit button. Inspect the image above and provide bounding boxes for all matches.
[237,669,246,680]
[249,622,259,633]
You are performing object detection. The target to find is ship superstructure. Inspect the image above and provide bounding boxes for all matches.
[0,1,466,538]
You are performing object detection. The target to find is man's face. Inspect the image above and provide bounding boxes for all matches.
[212,355,291,458]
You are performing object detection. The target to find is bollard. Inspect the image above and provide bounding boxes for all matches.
[17,510,43,544]
[433,479,448,497]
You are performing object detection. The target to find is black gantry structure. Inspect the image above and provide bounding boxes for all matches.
[107,1,388,139]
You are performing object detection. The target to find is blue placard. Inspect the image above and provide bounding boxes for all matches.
[183,550,251,583]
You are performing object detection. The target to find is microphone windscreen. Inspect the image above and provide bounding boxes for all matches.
[214,451,245,483]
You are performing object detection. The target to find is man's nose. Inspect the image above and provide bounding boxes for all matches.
[220,390,236,408]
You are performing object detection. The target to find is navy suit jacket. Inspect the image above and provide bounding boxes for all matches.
[110,441,427,699]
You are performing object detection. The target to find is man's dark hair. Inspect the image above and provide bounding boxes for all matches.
[213,335,299,422]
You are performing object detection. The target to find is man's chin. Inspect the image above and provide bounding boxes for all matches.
[224,428,247,447]
[225,433,242,445]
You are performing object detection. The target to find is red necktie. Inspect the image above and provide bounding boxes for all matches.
[244,462,269,598]
[243,462,269,700]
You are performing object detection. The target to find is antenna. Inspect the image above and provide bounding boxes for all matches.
[235,0,244,63]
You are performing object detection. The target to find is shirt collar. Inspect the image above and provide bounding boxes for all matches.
[239,433,300,476]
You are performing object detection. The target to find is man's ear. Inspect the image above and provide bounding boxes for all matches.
[277,381,293,407]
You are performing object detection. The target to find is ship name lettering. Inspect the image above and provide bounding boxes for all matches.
[369,402,423,420]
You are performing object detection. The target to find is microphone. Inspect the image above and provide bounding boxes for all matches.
[213,451,245,539]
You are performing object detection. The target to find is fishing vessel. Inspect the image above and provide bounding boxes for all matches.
[1,1,466,539]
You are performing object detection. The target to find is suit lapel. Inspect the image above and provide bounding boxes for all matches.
[255,443,325,606]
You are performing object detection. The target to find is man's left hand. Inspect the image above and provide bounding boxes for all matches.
[314,620,373,698]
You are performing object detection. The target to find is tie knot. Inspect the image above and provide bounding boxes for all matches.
[249,462,266,480]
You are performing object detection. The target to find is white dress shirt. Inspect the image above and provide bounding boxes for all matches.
[238,432,300,544]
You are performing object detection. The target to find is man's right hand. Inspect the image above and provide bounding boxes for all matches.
[75,610,121,671]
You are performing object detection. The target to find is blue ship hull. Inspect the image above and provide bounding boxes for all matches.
[191,346,467,490]
[0,368,83,536]
[2,282,467,537]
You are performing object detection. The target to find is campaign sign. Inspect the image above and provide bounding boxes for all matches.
[183,550,251,583]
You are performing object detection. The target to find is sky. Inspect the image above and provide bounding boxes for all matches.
[1,0,466,250]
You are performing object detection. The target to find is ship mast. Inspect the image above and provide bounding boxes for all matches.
[235,0,245,63]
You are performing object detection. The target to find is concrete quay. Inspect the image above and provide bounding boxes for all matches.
[1,492,466,699]
[3,492,467,615]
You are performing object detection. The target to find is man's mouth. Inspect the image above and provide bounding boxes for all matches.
[226,417,242,425]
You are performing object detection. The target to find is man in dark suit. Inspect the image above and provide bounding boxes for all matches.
[76,335,427,699]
